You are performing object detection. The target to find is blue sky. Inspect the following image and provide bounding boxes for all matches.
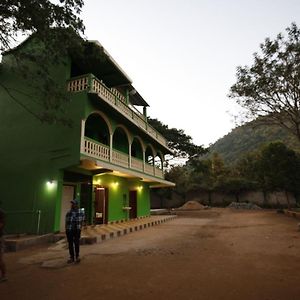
[81,0,300,147]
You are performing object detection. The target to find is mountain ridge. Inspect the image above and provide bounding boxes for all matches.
[205,120,300,165]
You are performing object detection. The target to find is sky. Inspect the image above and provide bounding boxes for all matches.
[81,0,300,147]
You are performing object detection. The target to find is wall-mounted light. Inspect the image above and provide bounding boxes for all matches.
[46,180,56,190]
[95,179,102,185]
[111,181,119,189]
[137,185,143,192]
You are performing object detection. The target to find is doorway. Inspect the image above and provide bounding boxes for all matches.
[129,190,137,219]
[94,186,108,224]
[60,185,75,232]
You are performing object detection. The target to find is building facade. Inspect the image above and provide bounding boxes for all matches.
[0,36,174,234]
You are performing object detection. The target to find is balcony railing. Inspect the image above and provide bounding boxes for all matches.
[68,74,168,148]
[82,137,164,179]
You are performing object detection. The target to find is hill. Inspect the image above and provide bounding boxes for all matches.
[206,120,300,165]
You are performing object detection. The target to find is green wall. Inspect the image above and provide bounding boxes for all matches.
[92,174,150,222]
[0,47,85,233]
[0,39,164,234]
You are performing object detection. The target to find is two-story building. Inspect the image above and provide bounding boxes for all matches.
[0,35,174,234]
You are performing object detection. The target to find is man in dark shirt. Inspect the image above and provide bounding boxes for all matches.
[65,200,85,264]
[0,208,7,282]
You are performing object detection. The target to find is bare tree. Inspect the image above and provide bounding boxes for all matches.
[229,23,300,142]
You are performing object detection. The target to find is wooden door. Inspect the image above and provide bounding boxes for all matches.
[129,190,137,219]
[94,187,108,224]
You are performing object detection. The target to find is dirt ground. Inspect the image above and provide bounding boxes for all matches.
[1,208,300,300]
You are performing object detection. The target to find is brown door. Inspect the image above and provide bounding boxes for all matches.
[94,186,108,224]
[129,190,137,219]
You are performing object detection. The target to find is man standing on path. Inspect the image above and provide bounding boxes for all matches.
[65,200,85,264]
[0,208,7,282]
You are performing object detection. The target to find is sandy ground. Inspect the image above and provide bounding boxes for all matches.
[1,208,300,300]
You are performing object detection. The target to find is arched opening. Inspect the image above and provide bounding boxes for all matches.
[154,154,163,169]
[145,146,154,165]
[131,137,143,160]
[84,113,110,145]
[113,127,129,154]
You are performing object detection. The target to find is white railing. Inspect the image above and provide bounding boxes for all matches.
[131,157,144,172]
[83,138,110,161]
[92,78,115,104]
[111,88,126,103]
[68,74,168,148]
[81,138,164,179]
[155,166,163,178]
[112,149,129,168]
[68,76,88,92]
[145,163,155,176]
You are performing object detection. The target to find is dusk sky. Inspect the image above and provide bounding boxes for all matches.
[81,0,300,147]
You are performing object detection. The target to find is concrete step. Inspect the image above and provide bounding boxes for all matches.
[4,215,177,251]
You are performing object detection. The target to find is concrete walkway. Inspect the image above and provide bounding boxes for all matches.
[5,215,177,252]
[13,215,177,269]
[80,215,177,244]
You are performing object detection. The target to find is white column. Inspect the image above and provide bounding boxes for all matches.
[80,120,85,153]
[129,143,132,168]
[110,133,113,162]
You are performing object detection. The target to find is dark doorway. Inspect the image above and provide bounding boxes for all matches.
[80,183,93,224]
[129,190,137,219]
[94,186,109,224]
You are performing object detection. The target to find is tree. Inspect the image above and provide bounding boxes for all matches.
[229,23,300,142]
[257,142,300,194]
[0,0,87,124]
[0,0,84,53]
[148,117,208,161]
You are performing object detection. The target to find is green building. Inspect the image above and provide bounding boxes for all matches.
[0,36,174,234]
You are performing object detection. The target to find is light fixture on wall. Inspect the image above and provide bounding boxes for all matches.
[111,181,119,189]
[95,179,102,185]
[46,180,56,190]
[137,185,143,192]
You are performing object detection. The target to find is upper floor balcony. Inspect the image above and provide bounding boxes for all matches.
[67,74,168,149]
[81,136,164,179]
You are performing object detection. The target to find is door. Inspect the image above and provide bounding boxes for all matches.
[94,186,108,224]
[129,190,137,219]
[60,185,75,232]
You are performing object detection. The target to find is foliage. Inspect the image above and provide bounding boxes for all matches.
[229,23,300,142]
[164,165,191,196]
[214,177,257,195]
[148,117,207,160]
[256,142,300,193]
[0,0,88,124]
[0,0,84,52]
[164,142,300,202]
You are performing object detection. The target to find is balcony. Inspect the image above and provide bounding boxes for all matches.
[67,74,168,149]
[82,137,164,179]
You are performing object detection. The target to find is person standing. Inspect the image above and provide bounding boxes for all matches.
[65,200,85,264]
[0,208,7,282]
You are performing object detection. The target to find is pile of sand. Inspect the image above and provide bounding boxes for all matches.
[177,200,205,210]
[228,202,262,210]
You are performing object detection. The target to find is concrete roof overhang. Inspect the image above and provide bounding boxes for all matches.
[79,158,175,189]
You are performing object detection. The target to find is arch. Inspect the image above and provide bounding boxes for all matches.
[113,126,130,154]
[154,151,164,169]
[145,144,155,165]
[131,137,144,160]
[113,124,131,144]
[84,113,111,145]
